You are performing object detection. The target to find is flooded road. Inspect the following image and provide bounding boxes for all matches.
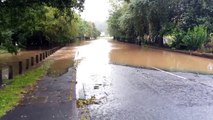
[75,38,213,120]
[110,41,213,74]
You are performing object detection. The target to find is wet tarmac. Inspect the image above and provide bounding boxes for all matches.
[85,65,213,120]
[75,38,213,120]
[0,67,77,120]
[0,46,78,120]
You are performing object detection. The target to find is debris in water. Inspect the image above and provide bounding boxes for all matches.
[94,86,99,89]
[77,96,98,108]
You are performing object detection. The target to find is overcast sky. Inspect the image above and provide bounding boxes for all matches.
[80,0,111,22]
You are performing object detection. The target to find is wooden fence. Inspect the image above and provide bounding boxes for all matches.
[0,47,60,86]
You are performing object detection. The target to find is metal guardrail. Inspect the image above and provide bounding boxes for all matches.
[0,47,60,86]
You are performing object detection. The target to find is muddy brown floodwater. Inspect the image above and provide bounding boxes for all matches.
[0,50,45,76]
[75,38,213,75]
[110,41,213,74]
[0,50,44,64]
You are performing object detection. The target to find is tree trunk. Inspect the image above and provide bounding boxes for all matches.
[158,35,164,47]
[148,22,153,43]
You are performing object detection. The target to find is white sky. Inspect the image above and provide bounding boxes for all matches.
[80,0,111,22]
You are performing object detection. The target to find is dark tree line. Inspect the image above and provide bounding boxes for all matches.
[0,0,100,54]
[108,0,213,50]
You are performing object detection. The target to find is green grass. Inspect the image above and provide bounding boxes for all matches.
[0,46,7,54]
[0,61,52,117]
[0,50,7,54]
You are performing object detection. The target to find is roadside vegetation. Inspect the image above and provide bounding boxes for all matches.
[108,0,213,52]
[0,50,7,54]
[0,61,52,117]
[0,0,100,54]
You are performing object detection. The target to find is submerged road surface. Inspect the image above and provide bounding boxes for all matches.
[76,38,213,120]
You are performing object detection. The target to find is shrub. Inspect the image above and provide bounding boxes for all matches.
[210,33,213,42]
[0,30,18,54]
[182,25,208,50]
[172,26,208,50]
[171,29,187,49]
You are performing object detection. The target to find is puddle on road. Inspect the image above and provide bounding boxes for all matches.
[75,39,111,99]
[46,41,89,77]
[47,46,76,77]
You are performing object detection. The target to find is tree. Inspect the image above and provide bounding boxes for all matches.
[107,0,213,50]
[0,0,85,53]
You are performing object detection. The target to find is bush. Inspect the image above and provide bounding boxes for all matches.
[182,26,208,50]
[171,29,187,49]
[210,33,213,41]
[0,30,18,54]
[172,26,208,50]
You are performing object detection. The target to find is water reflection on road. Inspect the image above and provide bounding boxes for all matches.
[75,40,111,99]
[75,38,213,120]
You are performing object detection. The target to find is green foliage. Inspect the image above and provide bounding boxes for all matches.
[171,29,186,49]
[172,26,208,50]
[182,26,208,50]
[108,0,213,49]
[0,0,97,54]
[0,61,52,117]
[0,30,18,54]
[78,19,100,39]
[210,33,213,41]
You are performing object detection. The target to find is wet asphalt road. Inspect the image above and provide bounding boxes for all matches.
[75,38,213,120]
[0,68,77,120]
[81,65,213,120]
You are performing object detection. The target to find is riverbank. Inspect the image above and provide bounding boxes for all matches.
[0,50,7,54]
[142,44,213,59]
[113,38,213,59]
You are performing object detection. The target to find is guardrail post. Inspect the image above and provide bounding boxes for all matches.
[43,53,45,59]
[31,57,34,66]
[45,51,47,58]
[18,61,23,74]
[36,55,39,63]
[26,59,29,70]
[8,66,13,79]
[40,53,42,61]
[0,68,2,86]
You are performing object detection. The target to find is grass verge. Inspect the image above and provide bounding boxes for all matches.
[0,61,52,117]
[0,50,7,54]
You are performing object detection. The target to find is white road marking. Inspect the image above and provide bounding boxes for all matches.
[151,67,187,80]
